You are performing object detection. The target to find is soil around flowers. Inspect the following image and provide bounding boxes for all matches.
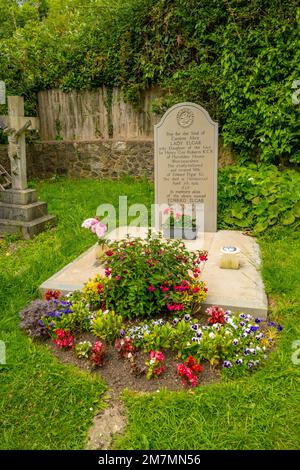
[47,333,220,396]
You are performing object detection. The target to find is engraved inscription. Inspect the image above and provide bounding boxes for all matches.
[155,103,218,232]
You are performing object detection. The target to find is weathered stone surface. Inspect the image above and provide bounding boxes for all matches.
[0,214,56,239]
[0,138,233,182]
[155,102,218,232]
[40,227,268,318]
[0,189,37,205]
[0,201,48,222]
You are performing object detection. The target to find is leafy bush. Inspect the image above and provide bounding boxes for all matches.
[91,310,124,343]
[177,356,203,387]
[218,164,300,233]
[90,341,105,367]
[19,299,57,338]
[1,0,299,164]
[53,329,74,349]
[82,275,108,309]
[75,341,92,359]
[95,235,207,319]
[122,310,283,374]
[145,350,165,379]
[114,337,136,359]
[42,299,91,334]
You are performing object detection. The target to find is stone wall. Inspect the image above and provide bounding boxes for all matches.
[0,137,233,182]
[0,141,154,180]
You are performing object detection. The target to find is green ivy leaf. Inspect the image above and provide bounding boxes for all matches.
[253,220,269,233]
[281,212,295,225]
[294,203,300,218]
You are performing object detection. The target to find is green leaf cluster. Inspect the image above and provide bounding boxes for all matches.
[218,164,300,234]
[0,1,299,163]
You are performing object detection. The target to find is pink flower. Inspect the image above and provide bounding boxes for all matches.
[155,351,164,361]
[160,285,169,292]
[163,207,171,215]
[167,304,175,311]
[94,222,107,238]
[175,212,182,218]
[174,304,183,311]
[105,268,112,277]
[148,285,155,292]
[81,217,98,229]
[149,350,156,359]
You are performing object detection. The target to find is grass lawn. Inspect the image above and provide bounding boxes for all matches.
[1,177,299,450]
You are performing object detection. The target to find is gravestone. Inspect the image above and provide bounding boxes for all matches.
[154,102,218,233]
[0,94,56,239]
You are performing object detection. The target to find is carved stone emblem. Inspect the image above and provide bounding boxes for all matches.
[176,108,194,128]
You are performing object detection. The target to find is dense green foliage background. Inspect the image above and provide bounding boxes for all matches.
[0,0,299,164]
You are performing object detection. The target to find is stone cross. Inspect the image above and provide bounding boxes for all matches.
[0,96,39,190]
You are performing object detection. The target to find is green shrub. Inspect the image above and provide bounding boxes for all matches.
[142,323,172,353]
[99,235,207,319]
[1,0,299,164]
[91,310,124,343]
[218,164,300,233]
[42,300,91,334]
[75,341,92,359]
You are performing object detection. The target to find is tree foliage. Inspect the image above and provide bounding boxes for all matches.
[0,0,299,164]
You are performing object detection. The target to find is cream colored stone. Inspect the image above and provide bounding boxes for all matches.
[40,227,268,317]
[154,102,218,233]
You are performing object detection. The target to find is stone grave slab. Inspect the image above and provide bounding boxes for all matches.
[40,227,268,318]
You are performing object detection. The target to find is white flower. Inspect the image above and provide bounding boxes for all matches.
[209,332,215,339]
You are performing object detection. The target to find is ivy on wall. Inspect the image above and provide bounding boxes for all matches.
[0,0,299,164]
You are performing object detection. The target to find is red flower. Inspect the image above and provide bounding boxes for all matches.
[160,285,169,292]
[106,250,114,256]
[177,356,202,387]
[192,286,200,293]
[53,329,73,349]
[45,289,61,301]
[167,304,175,311]
[207,305,225,325]
[105,268,112,277]
[148,285,155,292]
[90,341,105,367]
[97,283,104,294]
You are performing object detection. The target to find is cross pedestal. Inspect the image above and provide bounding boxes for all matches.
[0,95,56,239]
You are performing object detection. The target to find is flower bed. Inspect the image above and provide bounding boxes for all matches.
[19,233,283,391]
[82,234,208,319]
